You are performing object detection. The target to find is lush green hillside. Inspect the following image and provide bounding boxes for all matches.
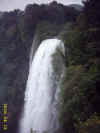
[59,0,100,133]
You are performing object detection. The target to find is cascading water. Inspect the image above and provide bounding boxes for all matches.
[19,39,65,133]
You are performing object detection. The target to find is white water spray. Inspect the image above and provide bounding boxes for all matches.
[19,39,65,133]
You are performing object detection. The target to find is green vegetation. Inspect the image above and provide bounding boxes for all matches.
[36,21,63,43]
[59,0,100,133]
[78,114,100,133]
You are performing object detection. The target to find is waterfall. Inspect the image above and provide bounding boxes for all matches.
[19,38,65,133]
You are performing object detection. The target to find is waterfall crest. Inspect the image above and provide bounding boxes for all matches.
[19,39,65,133]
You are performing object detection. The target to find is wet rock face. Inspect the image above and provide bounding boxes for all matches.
[0,39,31,133]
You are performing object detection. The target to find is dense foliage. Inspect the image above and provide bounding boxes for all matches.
[60,0,100,133]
